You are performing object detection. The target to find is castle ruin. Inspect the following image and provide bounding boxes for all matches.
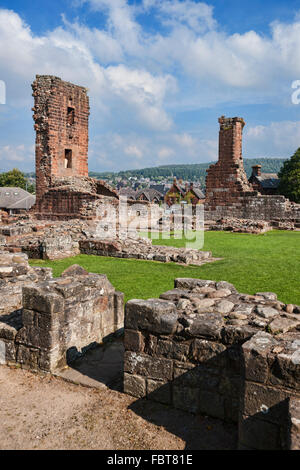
[205,116,300,226]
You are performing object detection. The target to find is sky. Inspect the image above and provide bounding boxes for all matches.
[0,0,300,173]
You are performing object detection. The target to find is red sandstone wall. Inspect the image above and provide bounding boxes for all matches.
[32,75,90,201]
[206,116,253,209]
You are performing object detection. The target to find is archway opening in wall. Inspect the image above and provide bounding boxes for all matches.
[65,149,72,169]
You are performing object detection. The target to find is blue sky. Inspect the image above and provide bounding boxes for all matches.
[0,0,300,172]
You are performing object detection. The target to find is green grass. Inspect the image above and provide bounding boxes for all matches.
[29,230,300,305]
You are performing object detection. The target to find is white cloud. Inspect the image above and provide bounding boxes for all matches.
[90,131,217,171]
[157,147,174,160]
[0,144,34,166]
[143,0,216,33]
[245,121,300,157]
[0,8,174,132]
[124,145,143,159]
[105,65,175,130]
[1,3,300,171]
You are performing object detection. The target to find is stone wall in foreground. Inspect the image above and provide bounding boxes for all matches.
[0,260,124,372]
[123,278,300,450]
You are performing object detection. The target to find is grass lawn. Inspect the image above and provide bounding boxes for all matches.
[29,230,300,305]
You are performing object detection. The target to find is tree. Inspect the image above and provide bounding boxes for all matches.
[278,148,300,203]
[0,168,35,193]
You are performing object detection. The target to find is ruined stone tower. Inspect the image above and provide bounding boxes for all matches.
[32,75,90,202]
[205,116,253,209]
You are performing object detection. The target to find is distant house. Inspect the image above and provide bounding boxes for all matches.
[0,187,36,214]
[165,179,204,206]
[149,184,167,195]
[249,165,280,195]
[118,187,137,200]
[184,183,205,205]
[164,178,186,206]
[136,188,164,204]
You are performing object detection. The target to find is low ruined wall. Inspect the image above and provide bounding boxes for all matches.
[79,238,212,266]
[205,194,300,225]
[0,252,52,316]
[0,263,124,372]
[123,278,300,450]
[240,331,300,450]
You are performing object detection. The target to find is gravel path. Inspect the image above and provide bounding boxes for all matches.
[0,366,237,450]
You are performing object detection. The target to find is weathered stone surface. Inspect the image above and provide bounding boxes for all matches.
[124,373,146,398]
[121,278,300,449]
[269,317,300,334]
[242,382,289,424]
[187,313,224,340]
[0,256,124,372]
[207,289,231,299]
[192,298,216,312]
[124,351,173,380]
[124,329,144,353]
[156,339,189,361]
[256,306,279,319]
[125,299,178,334]
[215,299,235,314]
[146,379,172,404]
[191,339,226,366]
[61,264,89,277]
[242,332,279,383]
[288,397,300,450]
[239,415,280,450]
[256,292,278,301]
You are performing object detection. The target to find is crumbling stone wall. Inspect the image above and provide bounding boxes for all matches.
[32,75,89,202]
[0,252,52,365]
[240,331,300,450]
[80,238,213,265]
[0,259,124,372]
[205,116,300,225]
[0,252,52,316]
[31,75,157,222]
[124,278,300,450]
[206,116,253,209]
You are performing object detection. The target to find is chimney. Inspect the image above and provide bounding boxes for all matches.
[252,165,262,177]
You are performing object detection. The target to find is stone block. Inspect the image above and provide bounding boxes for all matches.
[124,351,173,381]
[288,397,300,450]
[173,386,199,413]
[242,332,279,383]
[190,338,227,367]
[156,339,189,361]
[242,382,289,424]
[125,299,178,335]
[239,414,280,450]
[146,379,172,404]
[186,312,224,340]
[124,373,146,398]
[124,329,145,352]
[22,286,64,314]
